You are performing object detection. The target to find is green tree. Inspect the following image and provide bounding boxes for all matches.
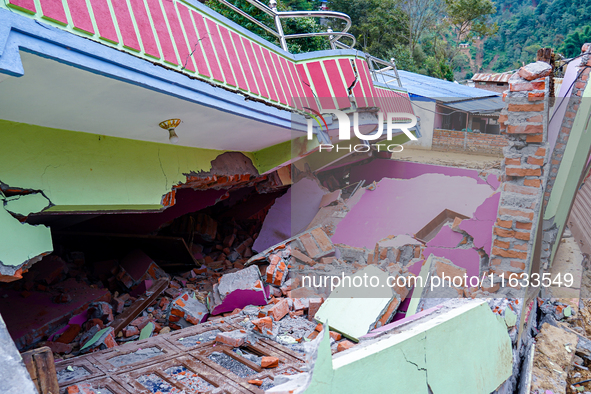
[386,45,419,73]
[205,0,329,53]
[444,0,498,44]
[398,0,444,53]
[560,26,591,57]
[329,0,409,58]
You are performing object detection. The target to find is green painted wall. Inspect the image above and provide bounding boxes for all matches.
[0,203,51,269]
[544,84,591,264]
[0,119,230,211]
[303,301,512,394]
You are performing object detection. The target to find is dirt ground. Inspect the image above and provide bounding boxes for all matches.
[394,147,502,171]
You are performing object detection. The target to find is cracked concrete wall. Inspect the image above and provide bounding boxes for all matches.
[0,120,292,278]
[300,300,512,394]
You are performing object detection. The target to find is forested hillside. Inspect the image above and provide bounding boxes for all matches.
[205,0,591,80]
[483,0,591,72]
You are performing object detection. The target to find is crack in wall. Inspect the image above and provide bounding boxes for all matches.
[157,148,169,191]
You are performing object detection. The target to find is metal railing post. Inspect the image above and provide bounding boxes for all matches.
[328,27,336,50]
[390,57,402,88]
[269,0,288,51]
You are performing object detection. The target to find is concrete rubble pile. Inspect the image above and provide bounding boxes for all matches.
[0,166,537,393]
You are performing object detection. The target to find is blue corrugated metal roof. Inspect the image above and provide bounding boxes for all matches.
[443,96,505,114]
[398,70,500,102]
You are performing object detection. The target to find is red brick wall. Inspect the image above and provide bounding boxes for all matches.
[432,129,508,156]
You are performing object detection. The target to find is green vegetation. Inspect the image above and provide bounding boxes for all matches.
[483,0,591,72]
[204,0,497,80]
[205,0,330,53]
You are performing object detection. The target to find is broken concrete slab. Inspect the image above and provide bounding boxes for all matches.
[426,226,464,248]
[169,291,209,328]
[407,254,467,317]
[518,61,552,81]
[319,189,342,208]
[349,159,498,187]
[313,265,403,341]
[458,192,500,255]
[415,209,470,243]
[216,330,248,347]
[372,235,424,266]
[409,246,481,281]
[280,299,512,394]
[332,174,495,249]
[208,265,267,315]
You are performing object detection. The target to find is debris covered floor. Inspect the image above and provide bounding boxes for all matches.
[0,152,525,394]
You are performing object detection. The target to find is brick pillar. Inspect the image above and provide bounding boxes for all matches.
[491,61,552,283]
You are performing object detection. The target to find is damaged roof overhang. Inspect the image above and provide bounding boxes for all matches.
[0,10,300,151]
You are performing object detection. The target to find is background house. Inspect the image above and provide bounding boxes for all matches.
[471,72,513,93]
[398,70,506,154]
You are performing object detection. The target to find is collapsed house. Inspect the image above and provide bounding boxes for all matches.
[1,0,591,393]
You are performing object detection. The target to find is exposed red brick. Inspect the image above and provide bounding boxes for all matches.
[526,134,544,143]
[337,340,356,352]
[492,247,527,259]
[499,207,534,221]
[510,80,545,91]
[505,158,521,166]
[504,183,539,195]
[508,103,544,112]
[515,231,531,241]
[261,356,279,368]
[494,227,515,238]
[252,316,273,333]
[505,167,542,177]
[329,331,342,341]
[524,179,541,187]
[507,124,543,134]
[528,92,545,101]
[535,147,546,156]
[496,219,513,229]
[494,240,510,249]
[491,258,502,266]
[512,243,528,251]
[527,114,543,122]
[510,260,526,270]
[515,222,532,230]
[527,157,544,166]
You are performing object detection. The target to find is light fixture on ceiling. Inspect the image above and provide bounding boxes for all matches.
[159,118,181,144]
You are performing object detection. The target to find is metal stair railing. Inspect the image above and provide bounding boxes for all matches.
[215,0,356,51]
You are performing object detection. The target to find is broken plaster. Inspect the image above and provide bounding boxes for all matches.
[0,183,52,274]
